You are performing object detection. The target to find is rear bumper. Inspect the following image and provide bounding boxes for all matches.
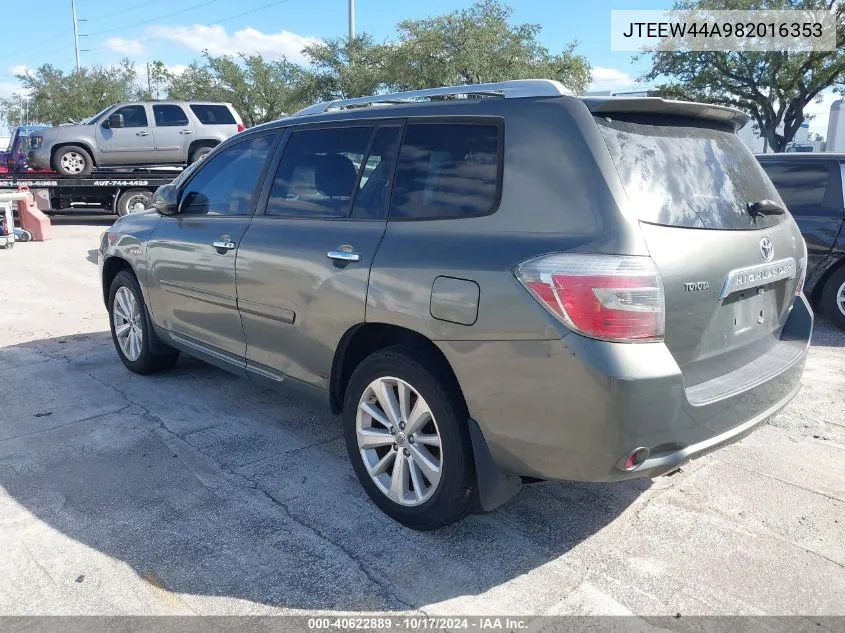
[438,294,812,482]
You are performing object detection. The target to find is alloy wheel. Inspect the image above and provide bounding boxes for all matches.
[356,376,443,506]
[113,286,143,361]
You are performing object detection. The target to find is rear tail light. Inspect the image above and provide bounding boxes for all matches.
[515,254,665,342]
[236,123,246,133]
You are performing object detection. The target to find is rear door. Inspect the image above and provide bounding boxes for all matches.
[758,159,844,284]
[236,122,402,387]
[152,104,195,163]
[596,114,805,387]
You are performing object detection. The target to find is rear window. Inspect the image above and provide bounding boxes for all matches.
[190,104,237,125]
[596,115,784,230]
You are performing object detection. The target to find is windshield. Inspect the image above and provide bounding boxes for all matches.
[596,114,786,230]
[86,106,113,125]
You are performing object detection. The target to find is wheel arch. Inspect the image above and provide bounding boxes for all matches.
[101,256,135,306]
[188,139,220,158]
[51,141,97,167]
[329,322,466,417]
[330,321,521,512]
[811,255,845,306]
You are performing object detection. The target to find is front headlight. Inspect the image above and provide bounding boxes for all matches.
[30,136,43,149]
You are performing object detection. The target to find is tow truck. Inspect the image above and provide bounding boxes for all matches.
[0,167,180,216]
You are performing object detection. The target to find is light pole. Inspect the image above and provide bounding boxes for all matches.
[348,0,356,41]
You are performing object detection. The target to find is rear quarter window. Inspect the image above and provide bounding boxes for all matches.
[190,104,237,125]
[597,114,784,230]
[759,162,841,216]
[389,121,502,220]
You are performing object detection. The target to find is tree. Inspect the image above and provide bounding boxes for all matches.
[301,34,391,101]
[165,53,308,126]
[642,0,845,152]
[9,59,140,125]
[387,0,591,93]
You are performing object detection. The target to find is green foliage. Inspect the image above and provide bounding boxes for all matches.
[2,59,140,127]
[166,53,308,126]
[302,34,391,101]
[642,0,845,152]
[388,0,591,92]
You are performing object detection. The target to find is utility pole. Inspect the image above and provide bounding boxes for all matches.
[147,62,152,99]
[348,0,355,41]
[71,0,81,70]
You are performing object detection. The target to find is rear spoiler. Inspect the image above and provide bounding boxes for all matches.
[581,97,750,130]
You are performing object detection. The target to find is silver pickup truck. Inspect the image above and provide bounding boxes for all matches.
[28,101,244,176]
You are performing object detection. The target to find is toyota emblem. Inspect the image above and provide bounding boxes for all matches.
[760,237,774,262]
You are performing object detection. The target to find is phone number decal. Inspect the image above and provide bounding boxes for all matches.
[93,180,151,186]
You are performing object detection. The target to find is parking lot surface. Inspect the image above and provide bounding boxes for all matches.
[1,217,844,616]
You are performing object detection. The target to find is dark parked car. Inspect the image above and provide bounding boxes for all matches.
[99,80,812,529]
[0,125,50,173]
[757,153,845,329]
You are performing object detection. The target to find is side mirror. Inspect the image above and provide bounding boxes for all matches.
[153,184,179,215]
[106,113,124,129]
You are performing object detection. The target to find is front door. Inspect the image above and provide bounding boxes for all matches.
[97,104,155,165]
[236,123,402,388]
[146,133,279,361]
[152,104,195,164]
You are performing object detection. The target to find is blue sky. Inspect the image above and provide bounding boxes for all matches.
[0,0,668,93]
[0,0,835,136]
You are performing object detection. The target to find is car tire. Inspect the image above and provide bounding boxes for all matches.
[52,145,93,176]
[115,189,154,217]
[189,146,214,164]
[821,265,845,330]
[108,270,179,374]
[343,345,478,530]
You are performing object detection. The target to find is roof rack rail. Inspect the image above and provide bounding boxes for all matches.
[294,79,571,116]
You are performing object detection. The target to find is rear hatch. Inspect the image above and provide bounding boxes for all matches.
[593,103,805,391]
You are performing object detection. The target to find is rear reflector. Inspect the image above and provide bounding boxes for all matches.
[515,254,665,342]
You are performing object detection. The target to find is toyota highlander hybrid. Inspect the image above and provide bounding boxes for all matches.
[98,80,813,530]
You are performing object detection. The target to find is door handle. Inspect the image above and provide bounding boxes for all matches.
[179,130,194,135]
[327,249,361,262]
[137,131,151,136]
[212,237,237,251]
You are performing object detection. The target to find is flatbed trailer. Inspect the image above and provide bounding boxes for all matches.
[0,168,180,216]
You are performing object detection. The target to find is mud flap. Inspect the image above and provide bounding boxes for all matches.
[468,417,521,512]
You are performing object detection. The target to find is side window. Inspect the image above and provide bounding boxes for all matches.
[153,104,189,127]
[266,126,374,218]
[190,104,237,125]
[180,134,276,216]
[762,163,836,215]
[351,126,401,220]
[114,105,148,128]
[390,122,501,220]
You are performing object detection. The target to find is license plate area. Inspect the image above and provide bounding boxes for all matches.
[731,286,780,335]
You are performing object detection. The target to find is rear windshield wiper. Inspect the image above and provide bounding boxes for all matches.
[747,199,787,218]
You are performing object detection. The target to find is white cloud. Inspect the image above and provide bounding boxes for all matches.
[105,37,145,55]
[9,65,31,77]
[146,25,319,64]
[588,66,636,92]
[0,80,21,98]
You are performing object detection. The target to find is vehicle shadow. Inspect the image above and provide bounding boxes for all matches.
[0,331,648,612]
[48,212,115,227]
[811,318,845,347]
